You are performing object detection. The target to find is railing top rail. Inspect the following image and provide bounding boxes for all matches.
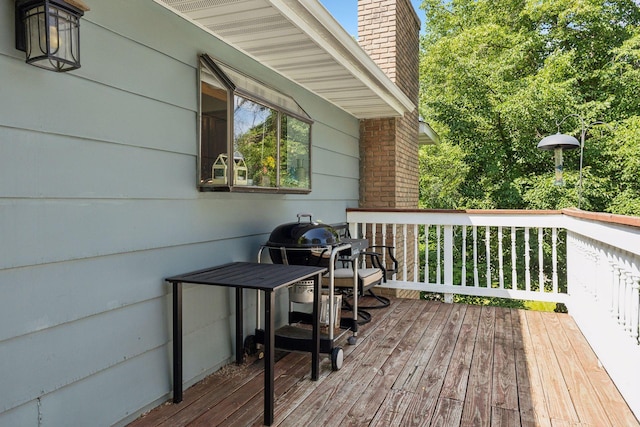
[346,208,564,227]
[347,208,561,215]
[561,208,640,230]
[348,208,640,230]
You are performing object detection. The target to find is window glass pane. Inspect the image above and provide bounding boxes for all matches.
[280,115,311,189]
[200,64,229,185]
[234,96,278,188]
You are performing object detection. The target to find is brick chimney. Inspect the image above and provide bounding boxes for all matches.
[358,0,421,209]
[358,0,421,298]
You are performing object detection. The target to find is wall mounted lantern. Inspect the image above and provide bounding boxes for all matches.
[538,114,608,209]
[15,0,90,72]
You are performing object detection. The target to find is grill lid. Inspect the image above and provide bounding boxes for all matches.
[266,213,339,248]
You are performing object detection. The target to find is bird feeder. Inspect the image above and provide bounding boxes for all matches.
[537,133,580,186]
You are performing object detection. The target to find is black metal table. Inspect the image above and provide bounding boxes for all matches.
[165,262,326,426]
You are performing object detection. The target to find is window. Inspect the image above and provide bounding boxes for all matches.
[198,55,312,192]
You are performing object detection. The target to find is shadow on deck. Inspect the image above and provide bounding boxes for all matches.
[129,297,639,426]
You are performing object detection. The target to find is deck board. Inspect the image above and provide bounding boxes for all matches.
[461,305,495,427]
[440,304,480,401]
[492,308,518,411]
[129,298,639,427]
[512,309,551,427]
[404,303,466,426]
[527,311,580,424]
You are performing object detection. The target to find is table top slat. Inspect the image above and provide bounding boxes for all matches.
[165,262,326,291]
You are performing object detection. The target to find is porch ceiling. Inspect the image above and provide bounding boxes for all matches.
[154,0,416,119]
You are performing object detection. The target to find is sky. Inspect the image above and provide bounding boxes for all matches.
[319,0,425,36]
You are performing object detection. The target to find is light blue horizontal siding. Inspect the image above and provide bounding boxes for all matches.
[39,347,171,427]
[0,297,168,412]
[0,126,196,199]
[0,238,268,344]
[0,0,362,425]
[0,198,312,269]
[0,55,197,156]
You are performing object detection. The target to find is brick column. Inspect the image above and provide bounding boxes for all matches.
[358,0,420,209]
[358,0,421,298]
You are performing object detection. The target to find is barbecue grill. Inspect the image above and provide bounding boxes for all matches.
[250,213,366,371]
[265,213,340,268]
[266,213,343,303]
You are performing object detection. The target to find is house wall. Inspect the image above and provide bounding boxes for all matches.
[0,1,360,425]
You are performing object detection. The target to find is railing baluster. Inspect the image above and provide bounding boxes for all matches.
[538,228,544,293]
[498,226,504,289]
[486,227,491,288]
[370,221,376,246]
[525,227,531,292]
[622,260,628,327]
[381,223,386,272]
[462,225,467,287]
[444,225,453,286]
[611,253,620,321]
[392,224,397,280]
[436,225,442,285]
[413,224,419,282]
[632,270,640,343]
[511,226,517,290]
[402,223,408,281]
[616,254,623,323]
[360,221,368,268]
[424,224,429,284]
[365,222,372,269]
[552,228,558,294]
[591,241,599,298]
[626,265,633,335]
[473,226,479,287]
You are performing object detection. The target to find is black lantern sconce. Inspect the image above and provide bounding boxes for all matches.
[15,0,90,72]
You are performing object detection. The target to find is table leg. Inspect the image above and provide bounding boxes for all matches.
[264,291,275,426]
[235,287,243,365]
[312,273,320,381]
[172,282,183,403]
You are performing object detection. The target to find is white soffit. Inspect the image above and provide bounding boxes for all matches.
[155,0,415,119]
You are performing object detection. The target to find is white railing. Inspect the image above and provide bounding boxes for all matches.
[347,208,640,418]
[347,209,568,303]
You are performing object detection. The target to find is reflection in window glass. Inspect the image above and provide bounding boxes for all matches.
[234,96,278,187]
[280,115,310,189]
[200,74,228,184]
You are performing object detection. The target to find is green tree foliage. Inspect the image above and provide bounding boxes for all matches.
[419,142,469,209]
[419,0,640,214]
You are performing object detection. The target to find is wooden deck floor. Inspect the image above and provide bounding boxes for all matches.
[129,297,639,427]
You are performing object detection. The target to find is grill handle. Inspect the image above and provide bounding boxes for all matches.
[297,213,313,223]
